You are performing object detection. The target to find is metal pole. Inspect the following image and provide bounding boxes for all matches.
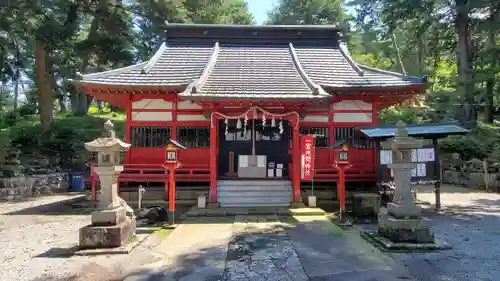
[311,136,316,196]
[339,167,345,219]
[433,138,441,210]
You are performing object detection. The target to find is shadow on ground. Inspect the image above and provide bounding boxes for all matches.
[4,195,92,216]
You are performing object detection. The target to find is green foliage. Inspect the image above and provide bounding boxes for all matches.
[440,122,500,160]
[379,106,432,125]
[267,0,344,25]
[0,129,11,165]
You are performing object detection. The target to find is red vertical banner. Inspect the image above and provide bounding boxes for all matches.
[300,136,315,180]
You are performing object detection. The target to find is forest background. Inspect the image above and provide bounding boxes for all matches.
[0,0,498,175]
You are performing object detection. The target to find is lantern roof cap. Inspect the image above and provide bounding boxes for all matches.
[166,139,187,150]
[84,120,131,152]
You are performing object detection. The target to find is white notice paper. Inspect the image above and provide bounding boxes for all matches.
[411,168,417,177]
[417,149,427,162]
[417,163,426,177]
[267,169,274,178]
[380,150,393,165]
[425,148,435,162]
[411,149,418,162]
[257,155,267,168]
[276,168,283,178]
[239,155,248,168]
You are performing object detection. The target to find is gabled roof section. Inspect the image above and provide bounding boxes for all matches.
[73,41,216,87]
[179,43,330,100]
[293,43,426,89]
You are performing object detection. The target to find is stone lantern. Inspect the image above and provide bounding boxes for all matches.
[79,120,135,248]
[378,121,434,243]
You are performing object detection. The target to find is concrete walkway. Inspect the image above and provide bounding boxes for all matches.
[287,215,417,281]
[124,217,234,281]
[122,215,417,281]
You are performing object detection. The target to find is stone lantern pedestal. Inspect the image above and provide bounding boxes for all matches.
[377,121,434,244]
[79,121,136,249]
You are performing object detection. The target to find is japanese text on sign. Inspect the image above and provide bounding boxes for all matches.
[301,136,315,180]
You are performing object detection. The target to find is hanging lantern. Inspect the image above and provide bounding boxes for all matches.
[243,114,248,136]
[225,118,229,136]
[262,113,266,127]
[271,116,276,127]
[236,118,242,129]
[279,119,284,135]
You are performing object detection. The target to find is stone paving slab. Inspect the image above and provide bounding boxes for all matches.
[285,215,418,281]
[223,215,309,281]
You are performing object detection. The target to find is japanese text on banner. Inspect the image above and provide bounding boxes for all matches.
[300,136,315,180]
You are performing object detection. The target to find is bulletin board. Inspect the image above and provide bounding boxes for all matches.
[376,139,437,186]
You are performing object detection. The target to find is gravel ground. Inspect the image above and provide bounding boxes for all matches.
[392,185,500,281]
[0,194,164,281]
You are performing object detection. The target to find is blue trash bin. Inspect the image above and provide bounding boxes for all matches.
[71,172,85,191]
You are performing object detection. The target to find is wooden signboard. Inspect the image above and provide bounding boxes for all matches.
[376,139,437,186]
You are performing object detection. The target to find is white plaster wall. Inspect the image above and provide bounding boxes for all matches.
[177,114,208,121]
[333,112,372,123]
[332,100,372,111]
[177,100,202,110]
[303,115,329,122]
[132,112,173,121]
[132,99,173,110]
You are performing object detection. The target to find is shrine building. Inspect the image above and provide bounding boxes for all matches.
[74,23,427,207]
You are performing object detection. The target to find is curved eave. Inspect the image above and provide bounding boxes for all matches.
[178,93,332,101]
[322,83,428,91]
[71,79,188,89]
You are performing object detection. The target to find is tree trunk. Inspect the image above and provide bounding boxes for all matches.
[456,0,476,123]
[484,7,498,124]
[13,67,20,111]
[34,43,53,130]
[73,0,109,115]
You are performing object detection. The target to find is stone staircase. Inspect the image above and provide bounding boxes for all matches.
[217,180,293,207]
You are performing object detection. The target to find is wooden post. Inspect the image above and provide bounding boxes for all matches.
[433,138,441,210]
[164,178,169,201]
[169,166,176,225]
[292,122,301,202]
[209,114,218,203]
[338,167,345,213]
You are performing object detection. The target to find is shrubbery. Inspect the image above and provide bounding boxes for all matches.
[0,108,125,176]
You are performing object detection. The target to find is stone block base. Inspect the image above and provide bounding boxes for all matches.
[378,215,434,243]
[91,207,126,226]
[207,202,220,209]
[351,193,381,217]
[79,217,136,249]
[387,202,422,218]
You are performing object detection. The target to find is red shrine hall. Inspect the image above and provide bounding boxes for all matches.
[74,23,427,207]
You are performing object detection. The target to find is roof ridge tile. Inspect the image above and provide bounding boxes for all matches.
[141,42,168,74]
[288,43,329,97]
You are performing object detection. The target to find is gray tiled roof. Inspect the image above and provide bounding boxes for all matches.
[183,44,326,100]
[75,41,214,87]
[294,45,423,88]
[74,24,426,99]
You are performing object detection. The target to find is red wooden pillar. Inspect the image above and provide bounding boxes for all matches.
[209,114,218,203]
[125,94,132,164]
[164,177,169,201]
[292,118,301,202]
